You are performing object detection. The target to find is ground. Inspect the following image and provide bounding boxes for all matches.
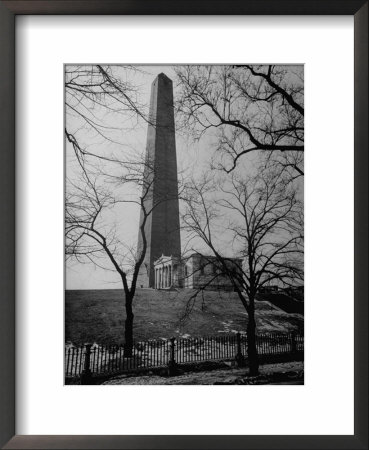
[65,289,304,346]
[103,361,304,385]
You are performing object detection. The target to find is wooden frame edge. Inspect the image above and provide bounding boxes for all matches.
[0,1,367,449]
[0,0,15,448]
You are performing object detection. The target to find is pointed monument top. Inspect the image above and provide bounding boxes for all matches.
[157,72,172,82]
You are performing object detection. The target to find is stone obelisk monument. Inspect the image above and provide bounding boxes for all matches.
[136,73,181,288]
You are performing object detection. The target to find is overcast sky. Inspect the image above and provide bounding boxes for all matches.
[66,65,303,290]
[66,65,218,289]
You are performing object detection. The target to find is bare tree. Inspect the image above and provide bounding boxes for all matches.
[181,167,303,375]
[175,65,304,178]
[65,65,156,356]
[65,64,147,146]
[66,151,158,356]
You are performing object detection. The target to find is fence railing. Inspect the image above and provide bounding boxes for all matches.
[65,332,303,381]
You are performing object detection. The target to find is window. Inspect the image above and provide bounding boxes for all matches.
[200,263,204,275]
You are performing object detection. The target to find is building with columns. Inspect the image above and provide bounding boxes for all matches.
[153,255,182,289]
[154,253,242,291]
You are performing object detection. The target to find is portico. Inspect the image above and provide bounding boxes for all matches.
[153,255,182,289]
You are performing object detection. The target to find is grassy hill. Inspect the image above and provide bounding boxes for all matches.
[65,289,304,346]
[259,293,304,314]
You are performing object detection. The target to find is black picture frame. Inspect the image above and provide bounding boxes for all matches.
[0,1,367,449]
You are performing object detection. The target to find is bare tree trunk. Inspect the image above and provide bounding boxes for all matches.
[124,297,134,357]
[247,304,259,376]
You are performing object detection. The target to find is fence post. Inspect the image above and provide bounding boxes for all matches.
[168,337,177,376]
[235,332,245,367]
[81,344,93,385]
[290,332,297,354]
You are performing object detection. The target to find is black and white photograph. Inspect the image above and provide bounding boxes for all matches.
[65,64,304,385]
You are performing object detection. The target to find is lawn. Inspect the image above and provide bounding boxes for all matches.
[65,289,304,346]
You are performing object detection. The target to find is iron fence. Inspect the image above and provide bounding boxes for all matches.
[65,332,303,379]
